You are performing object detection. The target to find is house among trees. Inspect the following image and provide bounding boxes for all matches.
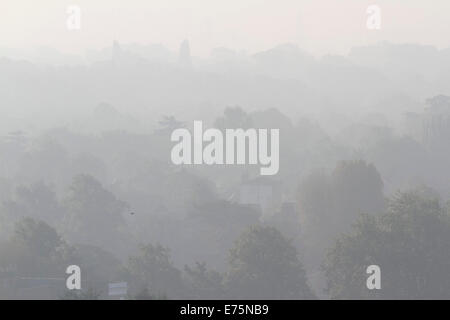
[235,176,282,219]
[403,95,450,148]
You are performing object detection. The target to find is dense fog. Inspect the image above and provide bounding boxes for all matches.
[1,2,450,299]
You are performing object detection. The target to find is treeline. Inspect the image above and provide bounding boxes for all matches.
[0,103,449,299]
[0,172,449,299]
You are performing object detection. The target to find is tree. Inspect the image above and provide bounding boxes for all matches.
[0,217,75,295]
[224,225,315,299]
[72,244,122,289]
[18,138,70,188]
[126,243,185,298]
[2,181,61,225]
[299,160,385,234]
[12,217,64,257]
[323,190,450,299]
[184,262,224,299]
[161,170,218,217]
[297,160,385,282]
[331,160,385,228]
[298,170,333,230]
[156,115,185,134]
[214,106,253,130]
[61,174,128,253]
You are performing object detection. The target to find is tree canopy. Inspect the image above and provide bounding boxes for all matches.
[225,225,315,299]
[323,190,450,299]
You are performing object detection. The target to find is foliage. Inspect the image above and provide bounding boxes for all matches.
[224,225,315,299]
[61,174,128,252]
[323,190,450,299]
[184,262,224,299]
[126,243,185,298]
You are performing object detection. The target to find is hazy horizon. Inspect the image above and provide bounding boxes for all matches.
[1,0,450,58]
[1,1,450,301]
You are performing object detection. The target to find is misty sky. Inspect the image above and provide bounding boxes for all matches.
[1,0,450,57]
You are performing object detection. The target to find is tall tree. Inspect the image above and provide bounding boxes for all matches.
[0,217,74,280]
[184,262,224,299]
[323,190,450,299]
[2,181,61,225]
[61,174,128,253]
[225,225,315,299]
[297,160,385,279]
[126,243,185,298]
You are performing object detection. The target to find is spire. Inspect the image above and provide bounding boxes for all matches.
[112,40,122,63]
[178,39,192,68]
